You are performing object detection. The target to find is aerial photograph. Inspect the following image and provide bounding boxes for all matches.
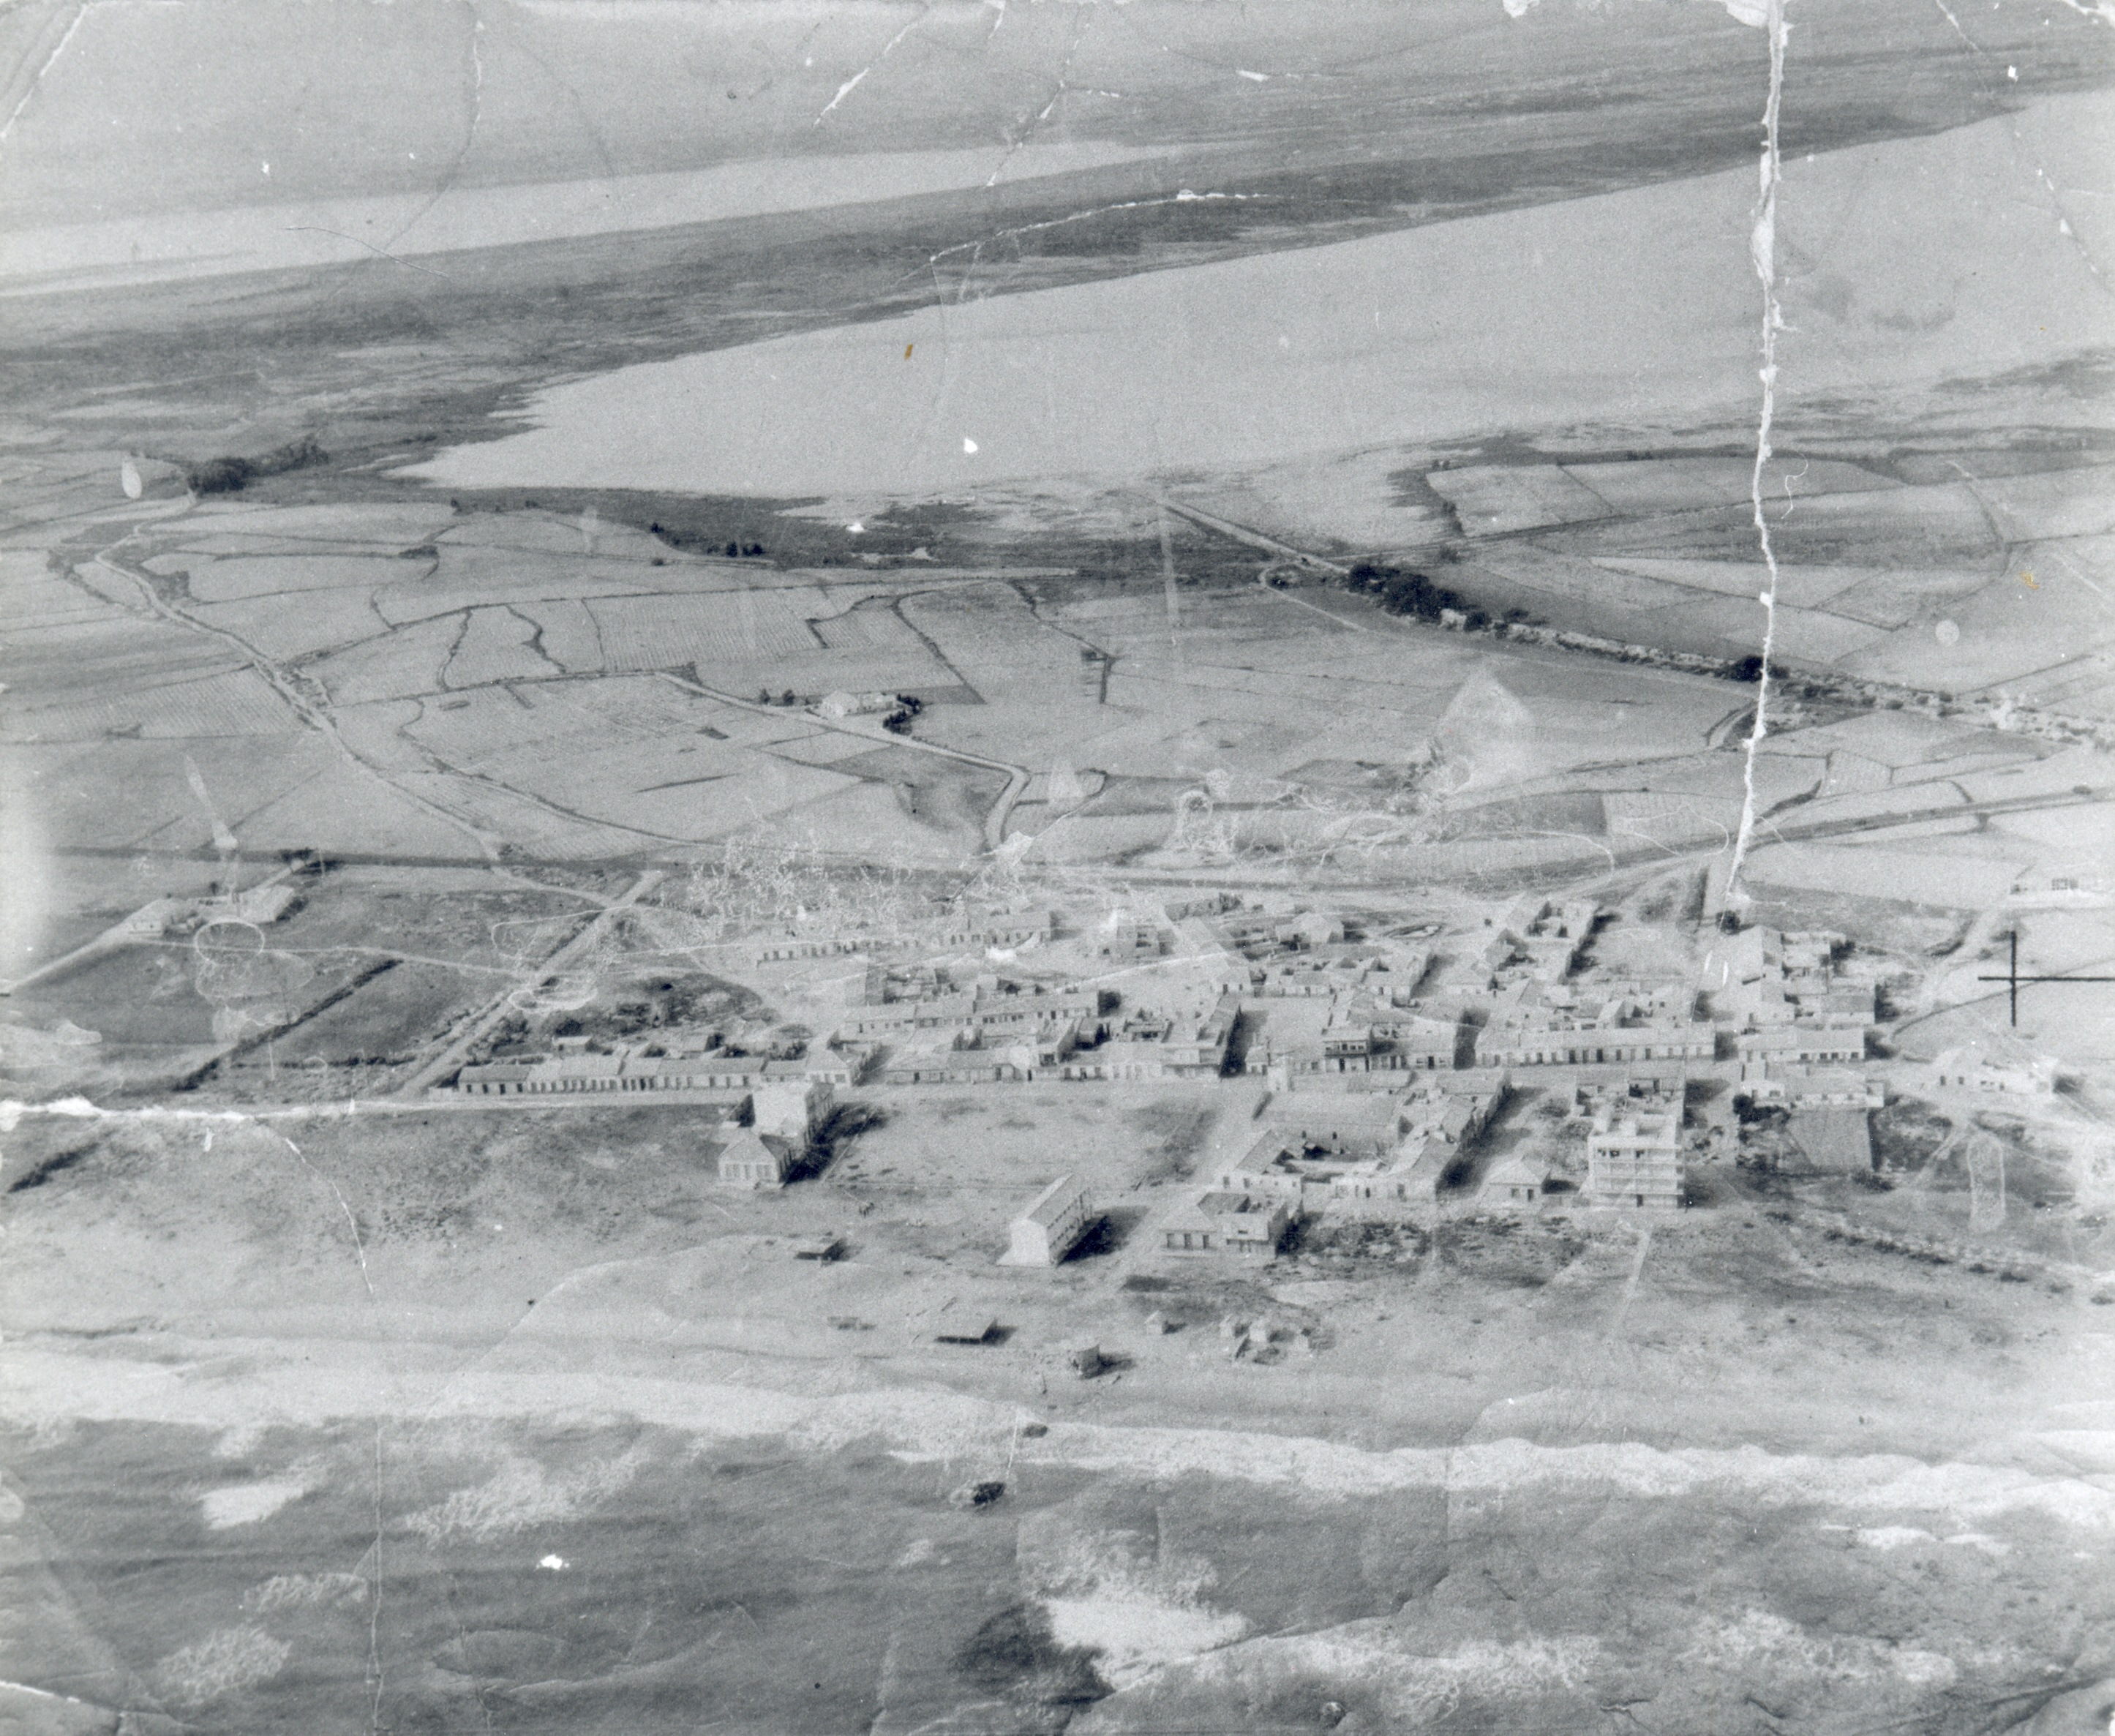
[1,0,2111,1729]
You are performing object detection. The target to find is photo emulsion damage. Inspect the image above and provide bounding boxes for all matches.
[1,0,2114,1730]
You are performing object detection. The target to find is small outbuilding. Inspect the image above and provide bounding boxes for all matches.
[1479,1151,1553,1207]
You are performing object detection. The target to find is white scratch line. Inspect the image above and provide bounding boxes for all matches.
[282,227,457,280]
[1606,1224,1654,1341]
[0,0,93,144]
[1926,0,2110,288]
[816,6,928,125]
[916,191,1270,295]
[1727,0,1792,912]
[278,1132,377,1301]
[366,1420,386,1735]
[986,6,1088,188]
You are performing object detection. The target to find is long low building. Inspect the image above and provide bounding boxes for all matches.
[1734,1026,1866,1065]
[457,1048,847,1095]
[1475,1020,1715,1070]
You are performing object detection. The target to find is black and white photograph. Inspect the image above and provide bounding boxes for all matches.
[1,0,2113,1729]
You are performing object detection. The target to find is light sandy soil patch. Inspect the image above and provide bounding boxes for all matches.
[182,554,410,603]
[1427,465,1618,537]
[1744,842,2023,908]
[407,100,2112,500]
[1563,456,1901,514]
[304,613,459,704]
[192,591,388,663]
[0,668,296,743]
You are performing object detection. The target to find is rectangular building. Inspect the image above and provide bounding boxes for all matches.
[1002,1174,1098,1266]
[1585,1103,1683,1211]
[1158,1190,1290,1260]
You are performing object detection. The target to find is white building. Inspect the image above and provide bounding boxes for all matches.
[717,1130,795,1189]
[1585,1102,1683,1211]
[1157,1190,1289,1260]
[816,691,897,718]
[1925,1040,2057,1097]
[753,1078,833,1141]
[1001,1174,1098,1266]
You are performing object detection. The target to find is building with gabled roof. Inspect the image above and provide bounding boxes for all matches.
[1002,1174,1098,1266]
[717,1130,796,1189]
[1158,1190,1289,1260]
[1480,1151,1555,1207]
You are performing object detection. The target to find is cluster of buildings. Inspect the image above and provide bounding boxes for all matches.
[831,952,1245,1084]
[1127,910,1901,1258]
[459,872,1962,1267]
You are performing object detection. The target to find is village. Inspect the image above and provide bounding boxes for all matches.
[431,870,2071,1286]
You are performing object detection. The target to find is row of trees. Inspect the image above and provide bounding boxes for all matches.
[1343,559,1778,686]
[1342,563,1490,630]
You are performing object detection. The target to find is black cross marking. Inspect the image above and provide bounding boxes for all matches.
[1976,930,2115,1026]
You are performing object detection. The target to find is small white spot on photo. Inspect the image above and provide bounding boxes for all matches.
[538,1555,568,1571]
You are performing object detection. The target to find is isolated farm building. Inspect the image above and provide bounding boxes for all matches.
[1479,1151,1555,1208]
[1158,1190,1290,1260]
[1585,1102,1683,1211]
[228,882,302,923]
[2007,861,2113,908]
[816,691,896,718]
[716,1130,796,1189]
[119,897,194,939]
[1001,1174,1098,1266]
